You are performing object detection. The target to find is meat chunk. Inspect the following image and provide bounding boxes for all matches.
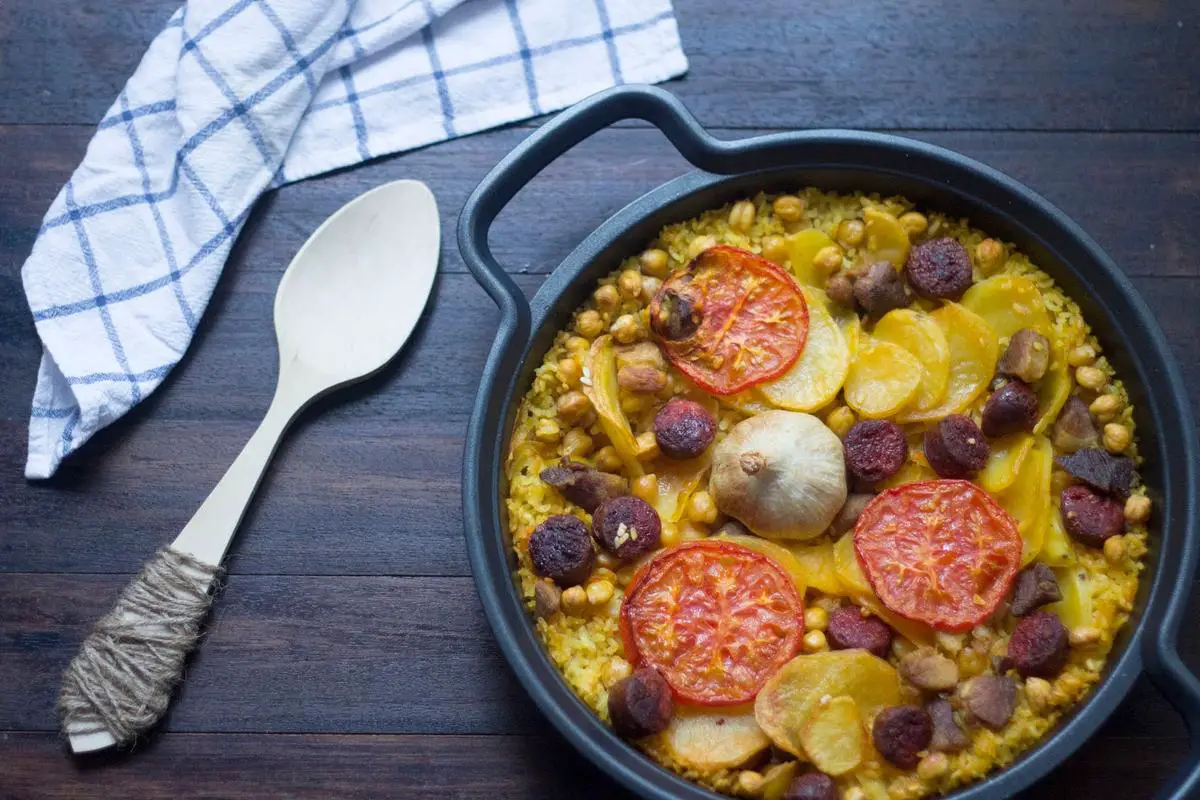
[981,380,1039,437]
[853,261,911,321]
[653,397,717,460]
[608,667,673,739]
[782,772,838,800]
[615,341,666,372]
[617,364,667,393]
[650,288,701,341]
[872,705,933,769]
[926,699,969,753]
[900,648,960,692]
[1061,485,1125,547]
[843,420,908,483]
[924,414,990,479]
[533,579,561,619]
[998,329,1051,383]
[826,605,894,659]
[825,273,855,306]
[591,496,662,561]
[1007,611,1070,678]
[1055,447,1135,499]
[965,675,1017,729]
[529,515,596,587]
[905,238,973,301]
[831,493,875,537]
[1010,563,1062,617]
[1051,395,1100,454]
[539,460,629,513]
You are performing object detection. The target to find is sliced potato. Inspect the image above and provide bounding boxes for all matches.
[650,450,712,523]
[1039,506,1077,568]
[872,308,951,413]
[783,539,845,595]
[999,435,1052,565]
[799,695,864,776]
[876,458,939,490]
[978,433,1036,494]
[786,229,838,287]
[583,335,643,476]
[720,388,775,415]
[716,533,809,595]
[897,303,999,423]
[961,275,1054,342]
[760,289,851,411]
[844,337,922,419]
[761,762,800,800]
[834,532,872,595]
[662,704,770,771]
[755,650,902,758]
[1048,566,1095,630]
[863,208,910,268]
[1033,344,1072,435]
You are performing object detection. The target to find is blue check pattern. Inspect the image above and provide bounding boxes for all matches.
[21,0,687,478]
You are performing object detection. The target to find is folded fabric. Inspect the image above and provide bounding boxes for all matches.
[22,0,687,479]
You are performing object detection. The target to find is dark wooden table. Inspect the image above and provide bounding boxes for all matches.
[2,2,1198,797]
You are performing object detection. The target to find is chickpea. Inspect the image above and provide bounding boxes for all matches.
[1069,626,1103,647]
[898,212,928,237]
[561,428,593,458]
[1075,365,1107,391]
[773,194,805,222]
[631,474,659,505]
[617,269,643,299]
[729,199,757,233]
[591,567,618,585]
[593,284,620,311]
[687,491,718,525]
[736,771,765,795]
[826,406,857,438]
[804,606,829,631]
[561,585,589,616]
[1066,344,1097,367]
[635,430,660,461]
[596,552,620,571]
[761,234,788,265]
[1088,393,1122,423]
[604,656,633,686]
[640,276,662,304]
[587,580,615,606]
[660,522,682,548]
[576,309,604,338]
[1103,535,1127,563]
[556,390,591,423]
[1103,422,1131,453]
[803,629,829,653]
[917,752,950,782]
[813,245,844,276]
[639,248,670,278]
[958,647,989,677]
[976,238,1006,275]
[594,445,622,472]
[611,313,642,345]
[1124,495,1150,524]
[565,335,590,354]
[836,218,866,248]
[1024,677,1053,713]
[687,234,718,260]
[558,356,582,388]
[621,394,647,415]
[534,418,561,443]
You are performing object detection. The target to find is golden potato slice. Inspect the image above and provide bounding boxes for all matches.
[897,303,999,423]
[760,289,851,412]
[783,539,845,595]
[844,337,922,419]
[961,274,1054,342]
[662,704,771,771]
[834,532,872,595]
[1039,507,1077,568]
[583,335,643,476]
[1048,565,1095,630]
[716,533,809,595]
[755,650,902,759]
[760,762,800,800]
[1033,345,1072,435]
[978,433,1036,494]
[799,695,864,776]
[863,208,910,268]
[999,435,1052,565]
[786,229,839,287]
[871,308,951,413]
[720,388,775,415]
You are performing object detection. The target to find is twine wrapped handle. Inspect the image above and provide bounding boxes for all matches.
[59,548,222,746]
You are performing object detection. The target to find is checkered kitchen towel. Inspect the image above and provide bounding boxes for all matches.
[21,0,687,479]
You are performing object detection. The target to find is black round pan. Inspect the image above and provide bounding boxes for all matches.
[458,85,1200,799]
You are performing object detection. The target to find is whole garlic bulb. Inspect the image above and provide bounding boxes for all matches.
[710,410,847,540]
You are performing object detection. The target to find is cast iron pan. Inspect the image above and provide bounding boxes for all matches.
[458,84,1200,799]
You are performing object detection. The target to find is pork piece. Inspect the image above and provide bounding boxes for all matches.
[825,273,855,306]
[831,493,875,537]
[1051,395,1100,454]
[981,380,1039,437]
[650,288,701,341]
[591,496,662,561]
[927,699,969,753]
[1007,611,1070,678]
[782,772,838,800]
[533,580,561,619]
[653,397,717,460]
[1009,563,1062,617]
[826,605,894,659]
[1061,485,1125,548]
[843,420,908,483]
[539,460,628,513]
[905,238,973,301]
[965,675,1017,729]
[924,414,990,478]
[1055,447,1135,499]
[900,648,960,692]
[529,515,596,587]
[872,705,933,769]
[608,667,673,739]
[998,329,1051,383]
[853,262,911,321]
[617,364,668,393]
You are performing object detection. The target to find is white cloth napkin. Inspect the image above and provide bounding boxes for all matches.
[21,0,687,479]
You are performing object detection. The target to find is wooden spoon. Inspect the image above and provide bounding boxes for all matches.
[64,179,440,753]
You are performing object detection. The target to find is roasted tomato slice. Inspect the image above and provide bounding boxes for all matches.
[854,480,1023,632]
[620,540,805,705]
[649,246,808,395]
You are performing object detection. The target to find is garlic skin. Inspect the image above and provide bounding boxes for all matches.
[711,411,847,540]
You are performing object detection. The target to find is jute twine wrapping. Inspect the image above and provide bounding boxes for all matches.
[59,548,222,745]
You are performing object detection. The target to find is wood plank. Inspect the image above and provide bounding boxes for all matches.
[1,573,1197,736]
[1,1,1197,130]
